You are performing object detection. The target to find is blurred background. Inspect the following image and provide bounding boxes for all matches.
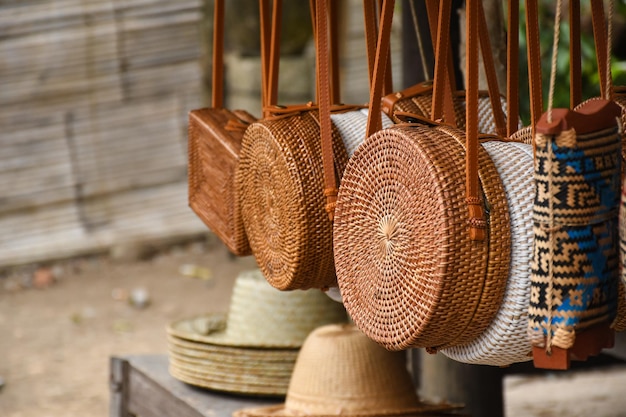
[2,1,626,417]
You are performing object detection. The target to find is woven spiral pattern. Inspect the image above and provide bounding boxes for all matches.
[529,123,622,349]
[333,123,510,351]
[236,111,349,290]
[441,141,534,365]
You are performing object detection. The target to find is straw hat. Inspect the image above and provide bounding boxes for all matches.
[167,269,349,396]
[168,269,348,348]
[234,324,459,417]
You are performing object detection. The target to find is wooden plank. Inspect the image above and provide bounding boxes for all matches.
[109,357,131,417]
[119,355,277,417]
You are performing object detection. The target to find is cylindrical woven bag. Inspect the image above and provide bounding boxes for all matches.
[333,122,510,351]
[236,110,349,290]
[441,140,534,365]
[614,90,626,332]
[528,100,622,353]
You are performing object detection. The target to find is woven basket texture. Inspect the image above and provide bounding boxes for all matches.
[528,117,622,350]
[390,91,511,135]
[509,125,534,145]
[441,141,534,365]
[168,359,291,397]
[330,109,394,158]
[233,324,458,417]
[236,111,349,290]
[612,91,626,332]
[167,269,348,348]
[333,123,510,351]
[188,108,255,256]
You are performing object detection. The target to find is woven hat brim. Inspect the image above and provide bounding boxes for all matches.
[169,364,288,397]
[169,356,293,383]
[233,402,462,417]
[168,335,299,363]
[168,348,295,376]
[167,314,313,349]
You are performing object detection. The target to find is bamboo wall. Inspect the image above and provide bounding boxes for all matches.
[0,0,208,267]
[0,0,402,268]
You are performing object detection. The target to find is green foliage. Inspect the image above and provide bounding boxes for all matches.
[516,0,626,125]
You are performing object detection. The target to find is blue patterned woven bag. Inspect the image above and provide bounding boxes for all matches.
[528,99,622,369]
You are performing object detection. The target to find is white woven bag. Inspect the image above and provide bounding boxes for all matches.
[440,140,534,366]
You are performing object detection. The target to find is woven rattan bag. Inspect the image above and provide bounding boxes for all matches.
[528,0,622,370]
[614,86,626,332]
[332,0,519,352]
[236,0,385,291]
[187,0,265,256]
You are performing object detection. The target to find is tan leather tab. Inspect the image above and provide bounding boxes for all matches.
[381,81,433,116]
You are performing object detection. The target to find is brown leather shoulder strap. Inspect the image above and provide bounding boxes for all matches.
[466,0,485,241]
[428,0,457,126]
[365,0,395,138]
[591,0,610,100]
[316,0,338,219]
[267,0,282,110]
[212,0,225,108]
[478,0,507,137]
[507,0,520,136]
[260,0,271,111]
[569,0,582,107]
[525,0,543,126]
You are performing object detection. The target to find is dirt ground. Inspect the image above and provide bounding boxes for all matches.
[1,236,626,417]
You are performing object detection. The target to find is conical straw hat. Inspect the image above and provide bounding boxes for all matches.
[234,324,459,417]
[167,269,348,348]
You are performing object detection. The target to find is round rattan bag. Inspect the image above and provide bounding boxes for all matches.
[440,140,534,365]
[236,110,349,290]
[333,121,511,351]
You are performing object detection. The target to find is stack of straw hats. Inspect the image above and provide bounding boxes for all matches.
[167,269,348,396]
[234,323,461,417]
